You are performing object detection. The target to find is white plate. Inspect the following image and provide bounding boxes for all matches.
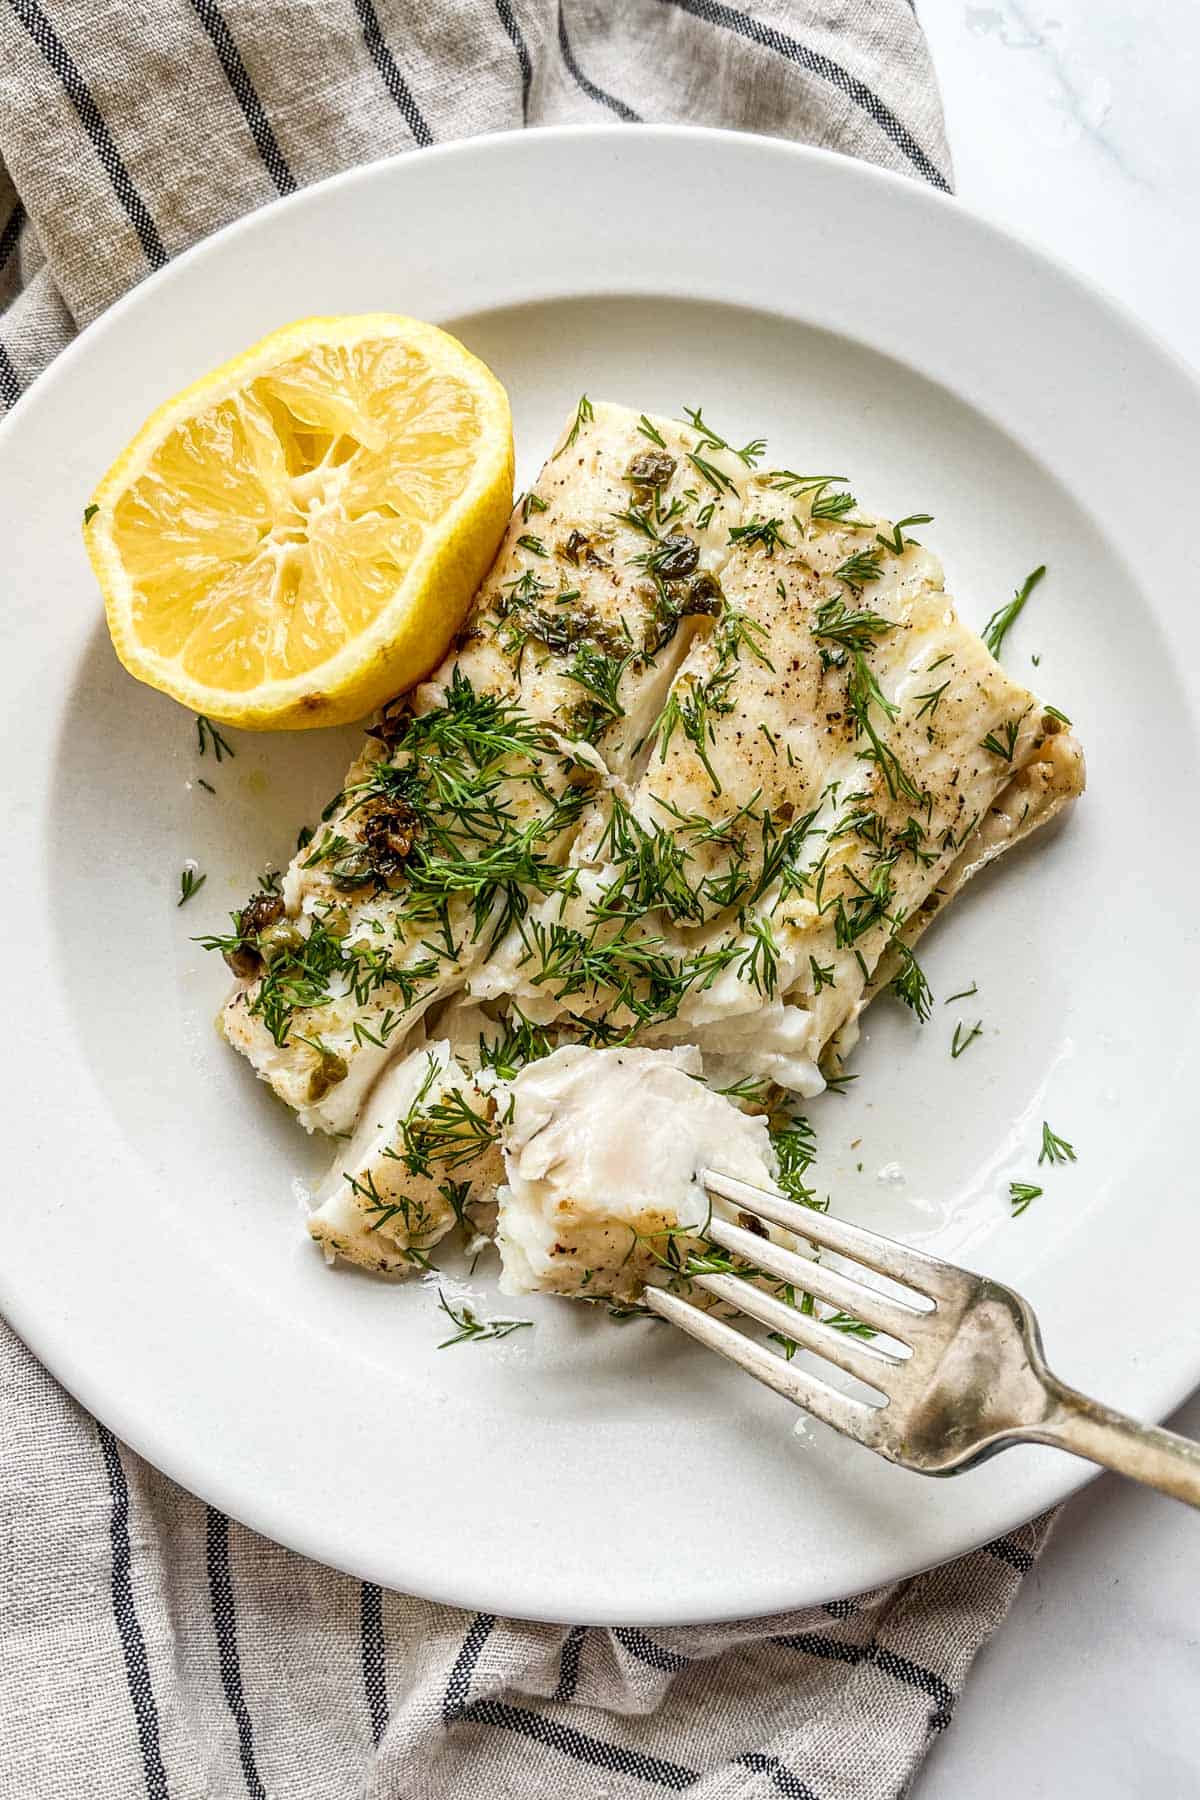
[3,126,1199,1624]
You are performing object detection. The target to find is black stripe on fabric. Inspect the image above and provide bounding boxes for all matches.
[361,1581,389,1744]
[557,3,642,121]
[205,1509,267,1800]
[6,0,167,266]
[0,340,20,410]
[614,1627,692,1673]
[734,1751,822,1800]
[984,1534,1035,1573]
[493,0,532,120]
[553,1625,588,1701]
[353,0,433,146]
[654,0,951,192]
[456,1698,700,1790]
[187,0,296,195]
[772,1631,956,1732]
[0,200,25,274]
[96,1424,170,1800]
[443,1612,496,1722]
[823,1598,859,1620]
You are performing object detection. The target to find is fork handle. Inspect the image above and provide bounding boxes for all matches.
[1034,1376,1200,1508]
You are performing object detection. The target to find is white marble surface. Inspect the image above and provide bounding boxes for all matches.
[911,4,1200,1794]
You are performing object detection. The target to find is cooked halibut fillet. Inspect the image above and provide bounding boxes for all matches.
[208,399,1085,1293]
[218,400,751,1132]
[478,473,1084,1096]
[307,1036,504,1274]
[494,1044,777,1300]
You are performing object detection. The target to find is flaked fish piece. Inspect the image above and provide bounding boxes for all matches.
[219,400,748,1133]
[308,1036,505,1274]
[494,1044,779,1300]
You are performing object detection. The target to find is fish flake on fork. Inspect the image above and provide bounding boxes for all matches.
[644,1168,1200,1508]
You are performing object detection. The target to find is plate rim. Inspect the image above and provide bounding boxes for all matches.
[3,123,1200,1622]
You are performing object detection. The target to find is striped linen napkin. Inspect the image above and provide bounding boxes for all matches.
[0,5,1054,1797]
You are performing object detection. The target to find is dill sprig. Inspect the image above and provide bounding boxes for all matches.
[554,393,594,458]
[1038,1121,1076,1166]
[983,565,1046,660]
[847,653,922,804]
[832,546,885,593]
[1009,1181,1043,1217]
[875,514,933,555]
[681,405,765,468]
[890,942,933,1022]
[728,515,789,555]
[196,715,234,761]
[770,1117,825,1211]
[177,867,206,907]
[811,596,894,654]
[436,1290,532,1348]
[980,719,1021,762]
[951,1019,983,1058]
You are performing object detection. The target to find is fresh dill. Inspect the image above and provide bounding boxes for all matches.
[554,393,594,458]
[875,514,933,555]
[847,653,922,804]
[811,596,894,654]
[944,981,978,1004]
[980,719,1020,762]
[197,777,216,795]
[1009,1181,1043,1217]
[196,714,234,761]
[637,414,668,447]
[950,1019,983,1058]
[521,491,548,521]
[681,405,765,468]
[770,1116,824,1210]
[823,1311,879,1339]
[809,955,836,992]
[765,473,863,526]
[516,533,547,556]
[83,502,99,523]
[177,867,206,906]
[890,943,933,1022]
[1044,703,1073,727]
[739,917,780,997]
[983,565,1046,660]
[913,680,949,721]
[728,515,789,555]
[1038,1121,1076,1166]
[832,546,885,592]
[562,646,631,741]
[687,448,737,496]
[436,1290,532,1348]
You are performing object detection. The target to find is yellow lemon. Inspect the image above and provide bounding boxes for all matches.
[84,314,513,729]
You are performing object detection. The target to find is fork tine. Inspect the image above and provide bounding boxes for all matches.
[643,1286,882,1442]
[691,1272,901,1390]
[703,1168,963,1302]
[706,1216,925,1343]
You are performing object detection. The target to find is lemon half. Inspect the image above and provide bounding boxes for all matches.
[84,314,514,729]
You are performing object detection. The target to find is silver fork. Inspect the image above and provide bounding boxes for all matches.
[642,1168,1200,1507]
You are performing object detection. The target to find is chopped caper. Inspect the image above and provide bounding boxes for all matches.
[653,534,700,580]
[625,451,677,488]
[258,919,306,964]
[306,1046,349,1102]
[222,892,286,978]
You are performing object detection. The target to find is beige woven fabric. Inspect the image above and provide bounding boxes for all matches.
[0,8,1051,1800]
[0,0,951,405]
